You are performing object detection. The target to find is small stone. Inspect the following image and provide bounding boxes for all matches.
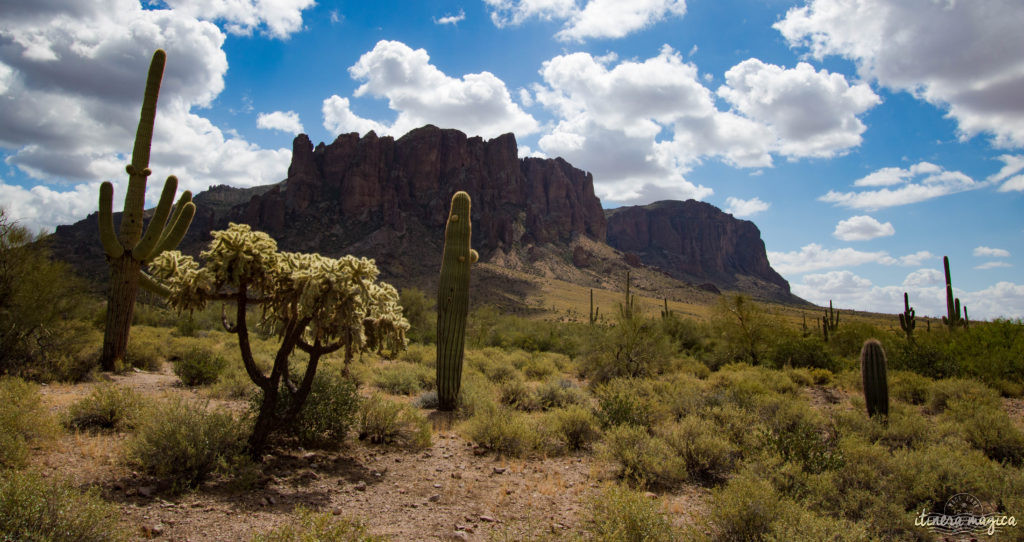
[505,488,513,495]
[422,452,432,458]
[395,457,402,463]
[355,481,367,491]
[644,492,657,499]
[479,515,496,523]
[433,483,443,488]
[262,495,277,506]
[451,472,462,479]
[429,494,441,502]
[137,486,155,498]
[332,507,343,515]
[450,532,469,541]
[492,467,506,474]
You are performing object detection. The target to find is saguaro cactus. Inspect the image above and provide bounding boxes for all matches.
[436,191,477,411]
[860,339,889,418]
[899,292,916,343]
[589,289,598,325]
[97,49,195,371]
[941,256,967,331]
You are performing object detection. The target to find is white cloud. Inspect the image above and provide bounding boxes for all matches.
[724,196,770,218]
[975,261,1012,270]
[776,0,1024,148]
[157,0,316,39]
[832,215,894,241]
[484,0,686,41]
[791,269,1024,320]
[990,154,1024,192]
[339,40,539,139]
[0,0,291,231]
[435,9,466,25]
[256,110,304,134]
[0,178,102,232]
[998,176,1024,192]
[820,162,978,210]
[973,246,1011,258]
[768,243,932,274]
[321,96,388,136]
[717,59,880,158]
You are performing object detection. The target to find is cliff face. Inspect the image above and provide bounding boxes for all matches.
[605,200,791,295]
[233,126,606,262]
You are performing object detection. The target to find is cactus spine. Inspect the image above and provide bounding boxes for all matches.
[941,256,967,331]
[436,191,476,411]
[98,50,195,372]
[860,339,889,418]
[899,292,916,343]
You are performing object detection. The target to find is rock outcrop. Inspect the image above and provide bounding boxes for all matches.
[605,200,791,296]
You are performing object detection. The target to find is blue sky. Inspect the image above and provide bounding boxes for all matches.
[1,0,1022,319]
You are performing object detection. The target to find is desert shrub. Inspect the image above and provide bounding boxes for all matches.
[373,362,431,395]
[594,378,670,430]
[658,314,706,353]
[707,472,781,541]
[585,483,678,542]
[357,393,430,450]
[535,377,586,410]
[413,390,438,409]
[64,383,144,432]
[825,321,885,359]
[124,397,247,491]
[123,330,164,372]
[707,403,764,452]
[498,377,541,411]
[944,318,1024,387]
[0,469,128,541]
[897,441,1005,513]
[660,416,740,485]
[946,399,1024,465]
[765,502,871,542]
[707,364,798,408]
[279,368,361,448]
[454,372,497,419]
[600,424,687,488]
[650,373,707,419]
[0,377,58,468]
[757,397,839,474]
[888,370,932,405]
[251,505,385,542]
[809,368,833,385]
[397,343,433,366]
[927,377,1000,413]
[521,353,559,380]
[582,311,674,384]
[399,287,435,345]
[706,295,775,369]
[887,337,958,379]
[544,405,600,452]
[173,346,228,386]
[768,333,837,371]
[462,402,536,457]
[208,363,258,399]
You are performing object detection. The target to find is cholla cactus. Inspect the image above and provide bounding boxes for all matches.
[97,49,195,371]
[150,223,408,455]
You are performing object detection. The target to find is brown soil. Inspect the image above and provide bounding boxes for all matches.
[33,366,709,541]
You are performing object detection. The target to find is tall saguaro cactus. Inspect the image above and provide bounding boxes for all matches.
[941,256,967,331]
[436,191,477,411]
[860,339,889,418]
[899,292,916,343]
[97,50,196,371]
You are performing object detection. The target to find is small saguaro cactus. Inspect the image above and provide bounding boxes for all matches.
[941,256,967,331]
[436,191,477,411]
[589,289,599,325]
[860,339,889,418]
[661,298,673,320]
[98,49,196,372]
[899,292,916,343]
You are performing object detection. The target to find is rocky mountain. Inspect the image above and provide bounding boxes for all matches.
[50,125,796,304]
[606,200,793,300]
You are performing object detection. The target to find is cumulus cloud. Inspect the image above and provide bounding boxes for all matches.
[990,154,1024,192]
[333,40,539,140]
[776,0,1024,147]
[717,59,880,158]
[791,269,1024,320]
[819,162,978,210]
[156,0,316,39]
[435,9,466,25]
[256,110,304,134]
[768,243,932,274]
[484,0,686,41]
[0,0,291,231]
[724,197,770,218]
[0,178,103,233]
[975,261,1012,270]
[832,215,894,241]
[974,246,1011,258]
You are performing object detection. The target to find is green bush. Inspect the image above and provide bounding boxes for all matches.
[600,424,687,488]
[544,405,600,452]
[252,506,385,541]
[535,377,586,410]
[887,337,958,379]
[585,483,678,542]
[462,402,536,457]
[399,287,435,345]
[281,368,361,448]
[947,399,1024,465]
[64,383,144,432]
[888,370,932,405]
[0,469,128,541]
[0,377,58,468]
[708,472,781,541]
[173,346,228,386]
[582,311,674,384]
[357,393,431,450]
[123,330,165,372]
[661,416,740,485]
[124,397,247,491]
[373,362,431,396]
[208,363,258,399]
[498,377,541,411]
[769,333,836,371]
[927,377,1000,413]
[595,378,670,430]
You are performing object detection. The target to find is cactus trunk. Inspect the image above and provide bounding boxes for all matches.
[860,339,889,418]
[436,191,476,411]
